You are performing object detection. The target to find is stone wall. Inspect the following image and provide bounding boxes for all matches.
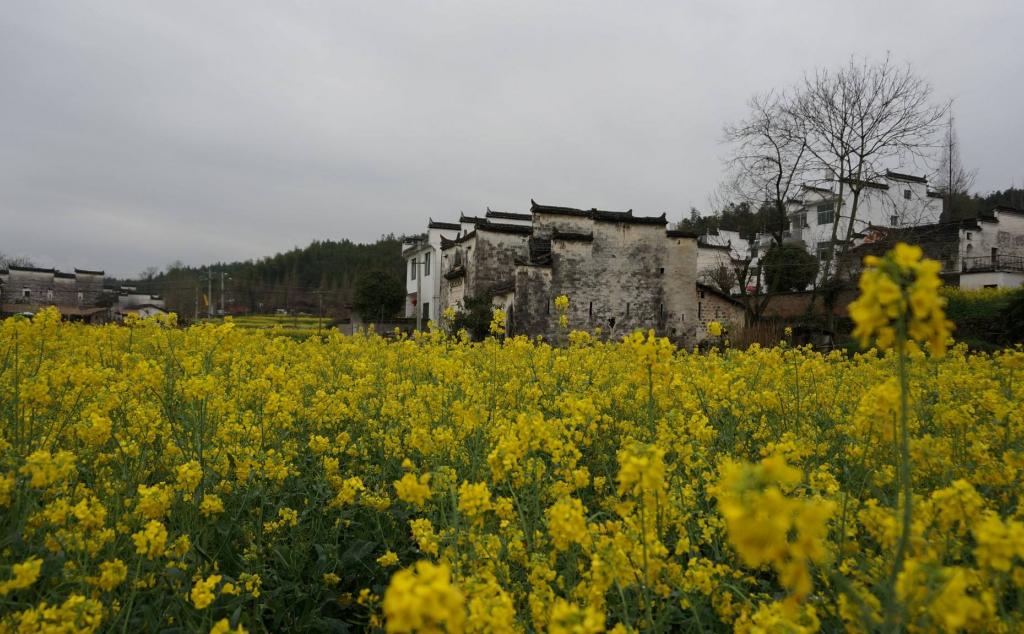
[469,227,529,296]
[512,213,698,343]
[695,287,745,341]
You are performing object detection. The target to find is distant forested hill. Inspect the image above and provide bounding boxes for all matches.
[119,235,411,320]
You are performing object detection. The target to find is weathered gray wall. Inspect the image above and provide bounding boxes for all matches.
[467,228,528,296]
[513,216,698,343]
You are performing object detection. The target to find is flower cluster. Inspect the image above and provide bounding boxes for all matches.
[849,243,954,355]
[0,307,1021,632]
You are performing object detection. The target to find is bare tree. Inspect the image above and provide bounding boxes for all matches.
[935,111,977,219]
[699,261,737,295]
[795,55,949,287]
[722,91,813,324]
[0,253,35,269]
[724,91,811,244]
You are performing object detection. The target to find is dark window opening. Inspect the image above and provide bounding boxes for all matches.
[903,189,912,200]
[588,301,593,318]
[658,267,665,275]
[625,303,630,317]
[816,203,834,225]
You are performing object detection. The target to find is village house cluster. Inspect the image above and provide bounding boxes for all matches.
[0,266,166,322]
[403,173,1024,344]
[402,202,744,344]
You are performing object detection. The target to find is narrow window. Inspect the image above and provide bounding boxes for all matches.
[816,203,834,225]
[424,252,431,276]
[658,267,665,275]
[903,189,911,200]
[588,301,593,318]
[410,260,417,280]
[626,302,630,317]
[698,302,703,320]
[22,288,30,298]
[890,215,899,226]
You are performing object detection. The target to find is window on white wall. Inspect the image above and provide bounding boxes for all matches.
[410,260,417,280]
[903,189,912,200]
[424,252,431,276]
[816,203,834,225]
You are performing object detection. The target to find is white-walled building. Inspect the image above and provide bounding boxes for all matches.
[852,204,1024,290]
[402,210,534,326]
[115,286,167,320]
[402,219,460,325]
[957,205,1024,288]
[748,171,943,286]
[794,171,941,259]
[697,229,752,293]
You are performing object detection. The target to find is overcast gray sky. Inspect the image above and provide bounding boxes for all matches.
[2,1,1021,277]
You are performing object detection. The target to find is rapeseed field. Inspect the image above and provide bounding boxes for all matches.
[1,245,1021,632]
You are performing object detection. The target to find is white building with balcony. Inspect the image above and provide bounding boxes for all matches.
[749,171,943,285]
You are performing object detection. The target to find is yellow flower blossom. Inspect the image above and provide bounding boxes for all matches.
[383,561,466,633]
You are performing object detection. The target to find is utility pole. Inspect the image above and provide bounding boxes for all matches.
[219,272,228,316]
[415,255,422,331]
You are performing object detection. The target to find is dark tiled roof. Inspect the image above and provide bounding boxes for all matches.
[666,229,698,239]
[55,272,76,279]
[530,200,592,217]
[697,283,744,306]
[459,213,488,224]
[440,236,457,249]
[802,184,833,194]
[428,219,461,230]
[886,170,928,184]
[456,230,477,244]
[994,204,1022,214]
[8,265,56,274]
[74,268,105,276]
[443,265,466,280]
[855,221,967,255]
[529,200,668,225]
[486,208,532,221]
[488,280,516,295]
[927,191,944,198]
[842,178,889,190]
[697,241,731,251]
[476,222,532,235]
[552,230,594,242]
